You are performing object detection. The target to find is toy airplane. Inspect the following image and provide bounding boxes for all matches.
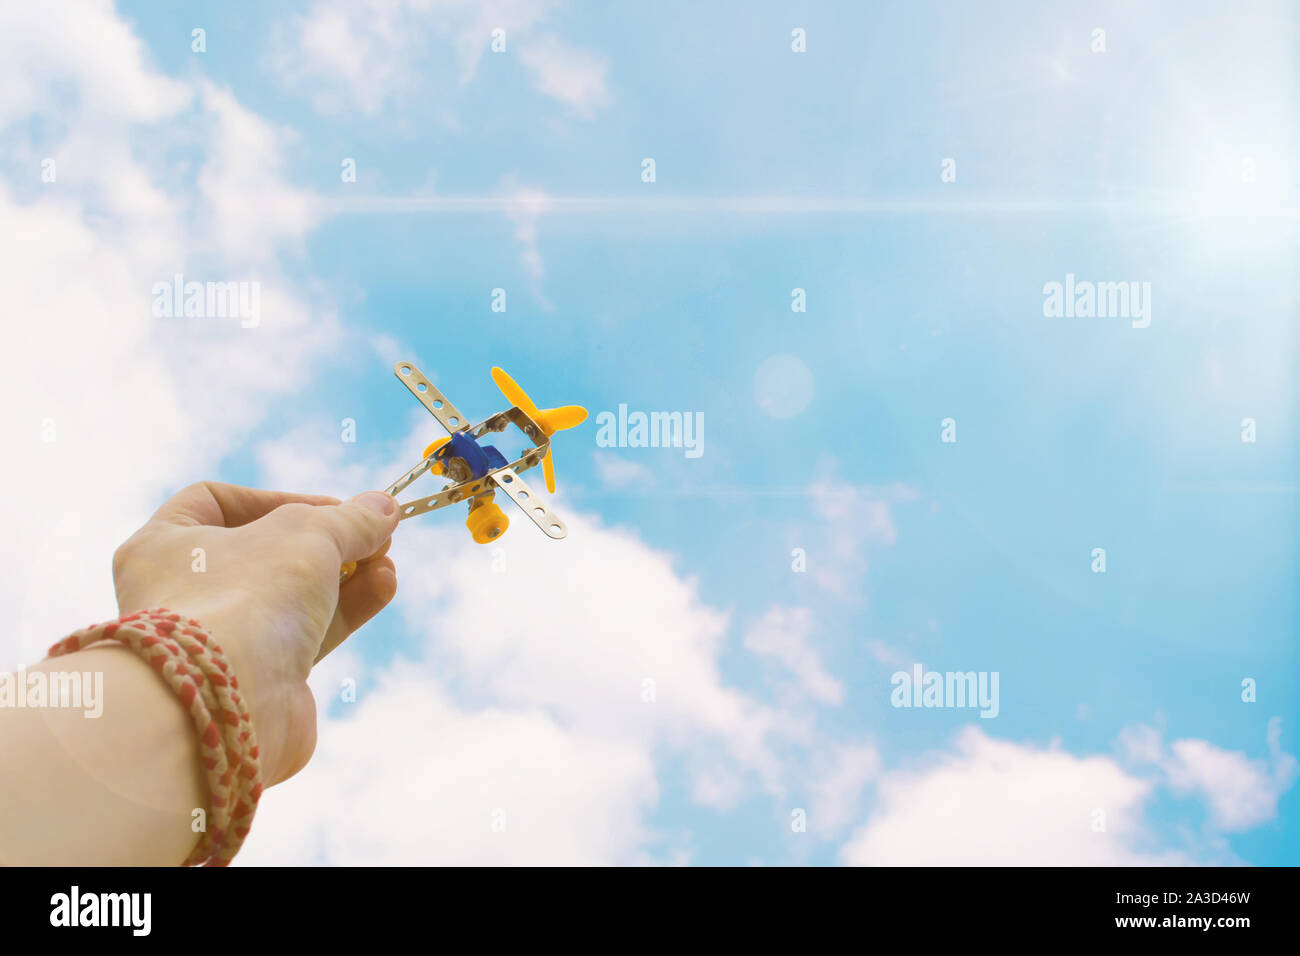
[341,362,587,578]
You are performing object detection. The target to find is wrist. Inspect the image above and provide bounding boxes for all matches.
[48,609,265,864]
[163,599,316,786]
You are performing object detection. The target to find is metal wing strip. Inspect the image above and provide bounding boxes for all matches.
[490,467,567,539]
[393,362,472,435]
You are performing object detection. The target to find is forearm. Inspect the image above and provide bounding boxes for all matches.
[0,644,205,865]
[0,482,401,865]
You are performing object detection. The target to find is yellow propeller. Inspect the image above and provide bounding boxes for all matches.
[490,366,587,493]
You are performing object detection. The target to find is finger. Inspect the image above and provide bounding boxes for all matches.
[339,536,389,581]
[316,556,397,662]
[359,536,392,564]
[300,492,400,564]
[152,482,341,529]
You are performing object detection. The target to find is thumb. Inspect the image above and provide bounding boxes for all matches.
[305,491,400,563]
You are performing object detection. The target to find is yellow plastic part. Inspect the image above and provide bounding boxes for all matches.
[465,496,509,543]
[489,367,587,493]
[537,404,589,432]
[422,436,451,476]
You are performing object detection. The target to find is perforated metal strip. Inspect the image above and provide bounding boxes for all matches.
[491,467,567,539]
[393,362,471,435]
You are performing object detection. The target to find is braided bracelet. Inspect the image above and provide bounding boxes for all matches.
[47,609,263,866]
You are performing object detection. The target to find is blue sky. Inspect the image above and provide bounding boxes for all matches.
[2,0,1296,864]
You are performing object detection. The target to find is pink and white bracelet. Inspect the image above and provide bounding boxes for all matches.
[47,609,263,866]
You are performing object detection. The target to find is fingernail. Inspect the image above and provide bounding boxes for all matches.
[353,491,396,516]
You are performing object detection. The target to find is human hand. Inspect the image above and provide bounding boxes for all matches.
[111,482,400,785]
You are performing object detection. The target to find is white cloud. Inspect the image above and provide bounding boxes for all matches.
[242,666,660,865]
[272,0,609,120]
[1124,717,1297,833]
[0,1,190,127]
[842,722,1299,865]
[1165,739,1280,832]
[744,605,843,706]
[518,35,611,118]
[865,638,912,671]
[496,178,552,298]
[0,2,338,665]
[394,508,784,772]
[278,1,411,115]
[841,728,1186,866]
[690,765,744,812]
[1117,722,1166,765]
[593,451,656,490]
[806,742,880,837]
[807,479,918,599]
[195,83,320,264]
[256,423,379,501]
[369,332,406,365]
